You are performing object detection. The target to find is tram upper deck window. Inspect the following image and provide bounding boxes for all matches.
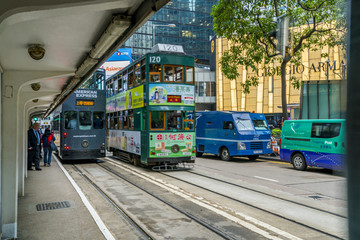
[164,65,184,83]
[149,64,161,82]
[123,73,128,91]
[93,112,104,129]
[186,67,194,84]
[128,67,134,88]
[79,111,92,130]
[118,76,123,92]
[135,64,141,86]
[65,111,77,129]
[150,111,165,130]
[141,64,146,83]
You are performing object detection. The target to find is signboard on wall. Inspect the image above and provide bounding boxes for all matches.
[100,48,132,78]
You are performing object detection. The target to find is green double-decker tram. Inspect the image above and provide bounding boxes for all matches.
[106,45,196,169]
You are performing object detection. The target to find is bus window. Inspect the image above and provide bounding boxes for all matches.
[64,111,77,129]
[93,112,104,129]
[150,111,165,130]
[79,111,92,130]
[149,64,161,82]
[174,66,183,82]
[164,66,173,82]
[167,111,182,130]
[186,67,194,83]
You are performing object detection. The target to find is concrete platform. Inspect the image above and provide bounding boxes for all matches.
[17,156,107,240]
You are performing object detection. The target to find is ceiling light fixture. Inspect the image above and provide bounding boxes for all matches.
[28,44,45,60]
[31,83,41,91]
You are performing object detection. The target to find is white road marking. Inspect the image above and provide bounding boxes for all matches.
[254,176,279,183]
[54,155,115,240]
[105,158,302,240]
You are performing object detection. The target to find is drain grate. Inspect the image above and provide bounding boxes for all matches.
[36,201,71,211]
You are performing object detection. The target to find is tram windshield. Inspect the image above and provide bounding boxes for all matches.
[65,111,77,129]
[150,111,194,131]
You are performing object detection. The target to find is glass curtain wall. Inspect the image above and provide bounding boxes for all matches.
[123,0,218,65]
[300,80,346,119]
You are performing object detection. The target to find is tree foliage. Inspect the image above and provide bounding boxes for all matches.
[212,0,347,119]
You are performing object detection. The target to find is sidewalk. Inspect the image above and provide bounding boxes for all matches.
[17,157,106,240]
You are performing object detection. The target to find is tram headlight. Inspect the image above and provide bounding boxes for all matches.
[267,141,271,149]
[237,142,246,150]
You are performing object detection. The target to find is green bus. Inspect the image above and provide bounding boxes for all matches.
[105,45,196,169]
[280,119,346,171]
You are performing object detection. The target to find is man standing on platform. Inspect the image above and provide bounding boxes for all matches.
[28,122,42,171]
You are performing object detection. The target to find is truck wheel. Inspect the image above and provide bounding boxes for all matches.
[292,153,307,171]
[220,147,231,161]
[248,155,259,161]
[196,152,203,157]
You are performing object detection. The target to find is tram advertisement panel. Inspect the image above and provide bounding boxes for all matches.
[106,85,144,112]
[149,84,195,106]
[149,132,196,158]
[108,130,141,155]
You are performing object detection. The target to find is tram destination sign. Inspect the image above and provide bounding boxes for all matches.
[76,100,94,106]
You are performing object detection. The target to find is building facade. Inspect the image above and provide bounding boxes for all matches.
[215,38,346,120]
[123,0,218,65]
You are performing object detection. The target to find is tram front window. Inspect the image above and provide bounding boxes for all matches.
[167,111,182,130]
[79,111,92,130]
[93,112,104,129]
[150,111,165,130]
[65,111,77,129]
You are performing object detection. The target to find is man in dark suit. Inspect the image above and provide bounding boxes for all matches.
[28,123,42,171]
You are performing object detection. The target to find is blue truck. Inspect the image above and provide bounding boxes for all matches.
[195,111,272,160]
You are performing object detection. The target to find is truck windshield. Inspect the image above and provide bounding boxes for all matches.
[232,114,254,131]
[252,120,269,130]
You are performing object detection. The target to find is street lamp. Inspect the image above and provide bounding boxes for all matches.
[152,24,176,47]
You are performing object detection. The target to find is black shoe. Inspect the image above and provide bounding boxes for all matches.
[35,168,42,171]
[28,168,34,170]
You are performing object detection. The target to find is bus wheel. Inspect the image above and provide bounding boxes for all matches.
[248,155,259,161]
[196,152,203,157]
[220,147,231,161]
[292,153,307,171]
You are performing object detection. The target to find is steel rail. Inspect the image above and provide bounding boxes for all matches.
[97,163,236,240]
[72,165,153,240]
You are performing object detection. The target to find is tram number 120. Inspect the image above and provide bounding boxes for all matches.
[150,56,161,63]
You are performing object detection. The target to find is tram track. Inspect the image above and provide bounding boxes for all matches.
[96,162,237,240]
[72,164,153,240]
[105,156,346,240]
[158,172,346,240]
[174,171,347,219]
